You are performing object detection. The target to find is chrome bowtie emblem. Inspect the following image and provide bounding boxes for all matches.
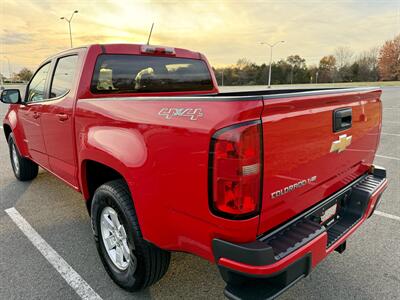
[330,134,352,153]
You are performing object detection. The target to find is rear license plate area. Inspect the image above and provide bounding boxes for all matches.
[309,190,352,227]
[320,203,338,226]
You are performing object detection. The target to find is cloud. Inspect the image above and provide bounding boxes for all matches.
[0,0,399,74]
[0,30,32,45]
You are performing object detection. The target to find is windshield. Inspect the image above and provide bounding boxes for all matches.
[91,54,214,94]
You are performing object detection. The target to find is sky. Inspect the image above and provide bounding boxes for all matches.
[0,0,399,77]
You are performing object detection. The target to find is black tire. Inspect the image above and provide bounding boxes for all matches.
[91,179,170,291]
[8,133,38,181]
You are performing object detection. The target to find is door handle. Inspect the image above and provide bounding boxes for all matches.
[33,112,40,119]
[57,113,69,121]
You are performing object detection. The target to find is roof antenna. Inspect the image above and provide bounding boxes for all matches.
[147,22,154,45]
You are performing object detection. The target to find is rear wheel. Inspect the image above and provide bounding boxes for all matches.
[8,134,38,181]
[91,179,170,291]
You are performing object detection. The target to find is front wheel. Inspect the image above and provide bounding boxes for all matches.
[91,179,170,291]
[8,134,38,181]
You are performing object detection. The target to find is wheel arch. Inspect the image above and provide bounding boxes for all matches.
[80,158,129,215]
[77,125,157,245]
[3,110,30,157]
[78,125,147,214]
[3,123,12,141]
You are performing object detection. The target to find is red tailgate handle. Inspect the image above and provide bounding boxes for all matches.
[33,112,40,119]
[57,113,69,121]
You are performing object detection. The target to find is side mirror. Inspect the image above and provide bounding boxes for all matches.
[0,89,22,104]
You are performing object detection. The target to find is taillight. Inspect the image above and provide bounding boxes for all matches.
[209,121,262,219]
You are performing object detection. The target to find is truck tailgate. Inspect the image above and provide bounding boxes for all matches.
[258,88,382,235]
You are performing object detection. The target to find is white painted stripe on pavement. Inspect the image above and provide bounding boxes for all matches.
[375,210,400,222]
[384,121,400,124]
[5,207,102,300]
[381,132,400,137]
[375,154,400,161]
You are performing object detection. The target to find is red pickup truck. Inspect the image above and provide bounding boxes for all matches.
[1,44,388,299]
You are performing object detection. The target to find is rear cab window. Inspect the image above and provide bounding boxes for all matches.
[90,55,214,94]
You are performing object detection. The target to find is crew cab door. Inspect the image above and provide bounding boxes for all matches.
[40,54,80,188]
[18,62,51,168]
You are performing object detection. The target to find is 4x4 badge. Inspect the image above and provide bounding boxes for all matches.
[159,108,203,120]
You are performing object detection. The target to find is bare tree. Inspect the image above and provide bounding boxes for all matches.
[236,58,253,70]
[334,47,354,82]
[334,47,354,69]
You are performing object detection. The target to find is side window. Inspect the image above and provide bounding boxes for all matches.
[27,63,50,102]
[50,55,78,98]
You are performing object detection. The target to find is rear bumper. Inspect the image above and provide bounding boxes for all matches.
[213,166,388,299]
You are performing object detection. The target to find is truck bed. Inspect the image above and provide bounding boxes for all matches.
[211,86,379,98]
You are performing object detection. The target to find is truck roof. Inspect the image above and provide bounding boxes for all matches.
[47,43,203,60]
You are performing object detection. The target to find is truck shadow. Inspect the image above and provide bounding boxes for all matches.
[5,171,224,299]
[148,252,225,299]
[0,180,31,212]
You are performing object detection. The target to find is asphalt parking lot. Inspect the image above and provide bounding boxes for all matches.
[0,85,399,300]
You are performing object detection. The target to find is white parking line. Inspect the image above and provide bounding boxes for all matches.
[381,133,400,137]
[375,210,400,222]
[384,121,400,124]
[375,154,400,161]
[5,207,102,300]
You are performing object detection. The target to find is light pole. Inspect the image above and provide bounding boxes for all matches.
[60,10,78,48]
[3,56,11,78]
[261,41,285,88]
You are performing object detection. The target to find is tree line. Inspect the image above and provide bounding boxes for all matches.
[1,68,32,83]
[213,34,400,85]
